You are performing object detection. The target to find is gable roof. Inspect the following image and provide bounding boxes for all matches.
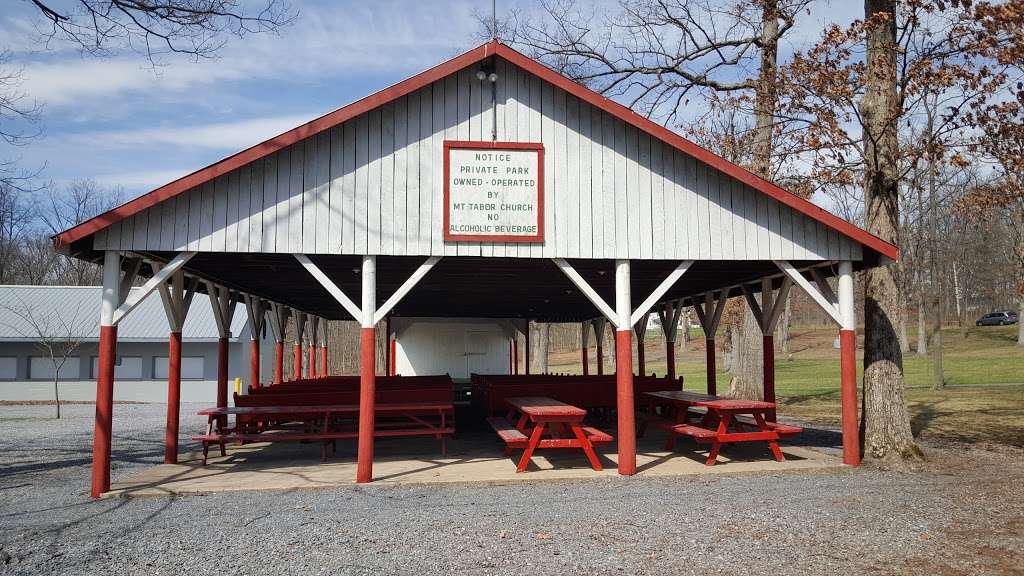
[0,285,248,341]
[53,40,898,261]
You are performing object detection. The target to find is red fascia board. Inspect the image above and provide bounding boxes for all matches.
[55,39,898,262]
[53,42,499,249]
[490,44,898,261]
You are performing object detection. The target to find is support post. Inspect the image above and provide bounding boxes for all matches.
[274,342,284,385]
[513,337,519,375]
[763,334,775,420]
[694,291,726,396]
[634,314,648,377]
[91,250,120,499]
[268,303,289,385]
[357,255,377,483]
[593,318,606,376]
[157,270,195,465]
[385,316,391,377]
[614,260,636,476]
[217,336,229,408]
[581,321,590,376]
[308,340,316,378]
[243,295,266,390]
[705,339,716,395]
[207,283,234,409]
[838,261,859,466]
[657,301,682,382]
[250,339,260,392]
[165,331,182,464]
[320,321,329,378]
[293,310,306,382]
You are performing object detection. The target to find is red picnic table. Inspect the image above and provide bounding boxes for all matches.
[193,402,454,464]
[643,390,802,465]
[486,396,612,472]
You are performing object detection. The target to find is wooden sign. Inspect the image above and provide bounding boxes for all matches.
[443,141,544,242]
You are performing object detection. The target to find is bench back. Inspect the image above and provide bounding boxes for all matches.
[470,374,682,415]
[235,375,455,407]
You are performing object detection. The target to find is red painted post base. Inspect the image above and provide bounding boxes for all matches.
[250,339,260,391]
[308,346,316,378]
[705,338,716,396]
[165,331,182,464]
[615,330,636,476]
[274,342,284,385]
[665,339,676,381]
[322,345,329,378]
[91,324,117,499]
[356,326,376,483]
[216,336,229,409]
[840,329,860,466]
[763,334,775,422]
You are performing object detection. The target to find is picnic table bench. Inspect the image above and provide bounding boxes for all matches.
[486,396,612,472]
[643,391,802,465]
[193,402,454,464]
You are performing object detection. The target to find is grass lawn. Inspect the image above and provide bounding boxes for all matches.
[548,324,1023,446]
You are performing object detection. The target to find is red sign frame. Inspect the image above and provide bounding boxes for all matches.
[443,140,545,243]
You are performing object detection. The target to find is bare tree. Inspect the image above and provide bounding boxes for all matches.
[859,0,922,465]
[39,179,123,285]
[0,50,44,195]
[512,0,813,400]
[28,0,296,65]
[1,293,94,418]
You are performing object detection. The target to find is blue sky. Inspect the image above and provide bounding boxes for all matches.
[2,0,862,201]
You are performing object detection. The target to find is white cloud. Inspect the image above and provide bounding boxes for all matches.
[88,168,196,191]
[68,114,317,150]
[14,0,484,109]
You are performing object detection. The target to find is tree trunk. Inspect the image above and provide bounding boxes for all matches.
[779,296,792,358]
[732,0,778,398]
[1018,298,1023,346]
[860,0,922,465]
[926,107,944,389]
[896,261,910,353]
[53,378,61,419]
[916,291,927,356]
[530,322,550,374]
[730,307,765,400]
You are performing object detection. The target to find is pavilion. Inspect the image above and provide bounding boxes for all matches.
[53,40,897,499]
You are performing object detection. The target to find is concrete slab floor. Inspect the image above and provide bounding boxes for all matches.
[107,431,845,497]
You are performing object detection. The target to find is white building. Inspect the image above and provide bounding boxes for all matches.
[0,285,271,402]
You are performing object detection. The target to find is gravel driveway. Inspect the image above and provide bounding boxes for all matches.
[1,403,1021,576]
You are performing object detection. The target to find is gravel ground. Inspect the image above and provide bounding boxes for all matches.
[1,403,1022,576]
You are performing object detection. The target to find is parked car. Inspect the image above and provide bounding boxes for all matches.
[975,311,1018,326]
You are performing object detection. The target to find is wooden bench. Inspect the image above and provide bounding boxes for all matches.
[193,424,456,464]
[656,422,718,440]
[734,418,803,436]
[193,402,454,464]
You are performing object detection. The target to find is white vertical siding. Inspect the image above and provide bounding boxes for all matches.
[95,59,864,262]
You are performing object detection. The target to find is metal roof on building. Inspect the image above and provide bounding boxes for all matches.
[0,285,249,342]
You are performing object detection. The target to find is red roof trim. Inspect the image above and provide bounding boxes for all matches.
[54,42,497,248]
[489,44,898,261]
[55,40,898,261]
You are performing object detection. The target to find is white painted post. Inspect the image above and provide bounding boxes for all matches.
[614,259,636,476]
[91,250,120,498]
[357,255,377,483]
[837,260,859,465]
